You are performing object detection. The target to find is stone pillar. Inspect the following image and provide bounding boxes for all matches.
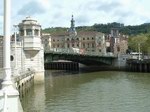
[32,28,35,36]
[38,28,41,36]
[144,64,147,72]
[0,0,23,111]
[139,63,142,72]
[24,28,26,36]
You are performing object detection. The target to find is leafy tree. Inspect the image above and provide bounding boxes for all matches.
[128,33,149,54]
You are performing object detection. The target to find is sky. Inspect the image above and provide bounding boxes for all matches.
[0,0,150,35]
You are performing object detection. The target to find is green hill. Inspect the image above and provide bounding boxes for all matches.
[42,22,150,36]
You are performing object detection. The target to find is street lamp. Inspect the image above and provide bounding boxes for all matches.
[13,25,18,76]
[2,0,12,86]
[138,43,142,60]
[1,0,22,111]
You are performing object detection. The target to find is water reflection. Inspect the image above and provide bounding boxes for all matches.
[22,70,150,112]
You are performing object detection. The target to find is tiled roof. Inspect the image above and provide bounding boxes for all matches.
[51,31,103,37]
[51,32,69,37]
[77,31,102,36]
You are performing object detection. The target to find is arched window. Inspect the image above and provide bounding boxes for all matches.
[10,55,14,61]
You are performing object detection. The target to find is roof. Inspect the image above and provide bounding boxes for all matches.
[51,31,103,37]
[19,16,40,26]
[51,32,69,37]
[77,31,103,36]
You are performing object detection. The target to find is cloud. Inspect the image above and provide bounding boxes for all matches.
[0,0,150,35]
[17,1,47,16]
[76,15,90,26]
[87,1,122,12]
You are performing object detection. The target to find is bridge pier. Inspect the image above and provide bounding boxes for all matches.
[45,62,79,71]
[126,59,150,73]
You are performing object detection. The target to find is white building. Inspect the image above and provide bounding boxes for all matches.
[0,17,44,82]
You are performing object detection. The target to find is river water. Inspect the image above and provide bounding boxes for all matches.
[21,70,150,112]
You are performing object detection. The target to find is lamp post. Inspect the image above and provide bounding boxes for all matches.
[1,0,22,111]
[2,0,12,87]
[138,43,141,60]
[13,25,18,76]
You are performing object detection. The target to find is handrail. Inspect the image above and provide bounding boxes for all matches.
[45,48,115,57]
[3,91,8,112]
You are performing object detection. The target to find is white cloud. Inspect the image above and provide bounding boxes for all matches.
[0,0,150,35]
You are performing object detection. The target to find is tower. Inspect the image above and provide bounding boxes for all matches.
[18,16,41,51]
[110,28,119,53]
[68,15,77,37]
[18,16,44,83]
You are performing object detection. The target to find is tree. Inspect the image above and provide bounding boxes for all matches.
[128,33,147,53]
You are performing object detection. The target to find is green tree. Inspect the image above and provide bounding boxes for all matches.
[128,34,147,53]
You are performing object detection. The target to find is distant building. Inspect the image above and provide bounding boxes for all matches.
[42,15,106,55]
[105,28,128,56]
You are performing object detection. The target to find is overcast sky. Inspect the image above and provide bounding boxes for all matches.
[0,0,150,34]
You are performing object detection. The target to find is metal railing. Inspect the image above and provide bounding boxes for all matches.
[45,48,115,57]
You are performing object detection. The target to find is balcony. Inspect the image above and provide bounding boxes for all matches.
[23,37,41,50]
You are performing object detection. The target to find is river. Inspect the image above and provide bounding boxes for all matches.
[21,70,150,112]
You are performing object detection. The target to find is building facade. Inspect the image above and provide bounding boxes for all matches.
[0,17,44,80]
[104,28,128,56]
[42,15,106,55]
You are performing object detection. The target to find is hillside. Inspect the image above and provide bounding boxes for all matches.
[42,22,150,36]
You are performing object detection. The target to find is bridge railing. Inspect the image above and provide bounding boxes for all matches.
[45,48,115,57]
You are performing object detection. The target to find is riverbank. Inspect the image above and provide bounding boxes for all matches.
[126,59,150,72]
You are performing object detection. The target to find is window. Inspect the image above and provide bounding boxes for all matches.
[87,43,90,48]
[72,44,74,47]
[92,43,95,48]
[26,29,32,36]
[20,30,24,36]
[67,44,70,48]
[83,43,85,48]
[35,29,39,36]
[10,55,14,61]
[83,38,85,40]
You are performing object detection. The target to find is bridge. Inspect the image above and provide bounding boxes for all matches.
[44,48,117,65]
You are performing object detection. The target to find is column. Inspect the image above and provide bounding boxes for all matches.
[38,28,41,36]
[0,0,23,111]
[24,28,26,36]
[32,28,35,36]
